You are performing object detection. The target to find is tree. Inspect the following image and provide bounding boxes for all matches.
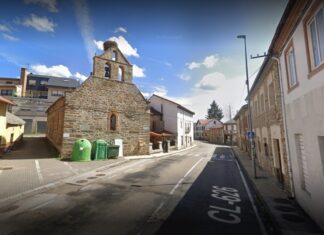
[206,100,224,121]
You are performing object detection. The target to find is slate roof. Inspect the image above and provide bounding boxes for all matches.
[28,74,81,88]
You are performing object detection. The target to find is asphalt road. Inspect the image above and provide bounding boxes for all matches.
[0,142,266,235]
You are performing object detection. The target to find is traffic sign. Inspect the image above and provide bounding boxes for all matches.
[246,131,255,139]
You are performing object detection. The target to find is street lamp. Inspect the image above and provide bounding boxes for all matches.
[237,35,257,178]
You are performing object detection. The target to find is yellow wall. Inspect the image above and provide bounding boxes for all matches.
[0,102,24,148]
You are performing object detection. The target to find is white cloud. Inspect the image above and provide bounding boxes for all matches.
[24,0,58,13]
[73,72,88,81]
[178,74,191,81]
[187,54,220,70]
[195,72,226,90]
[93,40,104,50]
[114,27,127,33]
[21,14,56,32]
[152,86,168,97]
[94,36,139,58]
[141,92,150,98]
[133,64,145,78]
[73,0,96,64]
[0,24,10,32]
[30,64,87,81]
[108,36,139,57]
[2,33,19,42]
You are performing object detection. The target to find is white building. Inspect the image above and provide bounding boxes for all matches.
[272,0,324,229]
[149,94,195,149]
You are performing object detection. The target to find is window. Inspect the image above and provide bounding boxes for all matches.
[29,80,36,85]
[6,81,12,84]
[118,67,123,81]
[1,90,13,96]
[309,7,324,67]
[40,80,48,85]
[285,42,298,90]
[318,136,324,176]
[304,2,324,76]
[264,138,269,157]
[51,90,64,97]
[104,64,110,79]
[295,134,310,193]
[110,114,117,131]
[260,94,264,113]
[268,82,275,107]
[112,51,117,61]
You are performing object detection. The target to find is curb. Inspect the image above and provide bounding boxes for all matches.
[124,145,197,160]
[231,147,283,235]
[0,159,128,208]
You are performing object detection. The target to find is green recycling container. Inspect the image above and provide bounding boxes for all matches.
[71,139,91,161]
[91,139,108,160]
[107,145,120,159]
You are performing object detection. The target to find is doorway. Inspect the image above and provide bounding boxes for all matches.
[273,139,284,185]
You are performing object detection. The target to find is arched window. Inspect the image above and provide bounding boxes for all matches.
[110,114,116,130]
[112,51,117,61]
[104,64,110,79]
[118,67,123,81]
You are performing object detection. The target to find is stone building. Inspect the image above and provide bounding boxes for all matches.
[47,41,150,158]
[250,58,289,192]
[223,119,237,145]
[234,104,249,152]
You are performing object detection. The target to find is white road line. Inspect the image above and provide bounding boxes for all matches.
[63,162,78,175]
[35,160,43,183]
[147,201,165,222]
[235,159,267,235]
[169,157,204,195]
[31,199,54,211]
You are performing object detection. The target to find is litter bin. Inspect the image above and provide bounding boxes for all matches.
[91,139,108,160]
[107,144,120,159]
[71,139,91,161]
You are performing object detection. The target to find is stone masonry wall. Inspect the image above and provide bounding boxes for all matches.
[60,76,150,158]
[47,97,65,152]
[251,62,290,193]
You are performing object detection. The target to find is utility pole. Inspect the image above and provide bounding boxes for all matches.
[237,35,257,178]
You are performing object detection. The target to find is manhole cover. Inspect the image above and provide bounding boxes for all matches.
[275,206,296,212]
[0,167,13,170]
[282,214,306,223]
[87,177,98,179]
[96,174,105,176]
[273,198,292,204]
[76,180,88,183]
[0,205,19,213]
[131,184,142,187]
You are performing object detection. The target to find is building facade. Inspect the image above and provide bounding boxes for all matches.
[0,68,80,134]
[271,0,324,229]
[0,96,25,151]
[223,119,237,145]
[149,94,194,150]
[47,41,150,158]
[234,104,249,152]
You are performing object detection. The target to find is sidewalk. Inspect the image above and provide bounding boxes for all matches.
[232,146,323,235]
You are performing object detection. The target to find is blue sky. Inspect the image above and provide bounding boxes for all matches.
[0,0,288,120]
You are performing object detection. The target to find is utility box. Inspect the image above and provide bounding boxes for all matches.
[71,139,91,161]
[91,139,108,160]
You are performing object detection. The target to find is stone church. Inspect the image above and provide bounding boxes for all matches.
[47,41,150,159]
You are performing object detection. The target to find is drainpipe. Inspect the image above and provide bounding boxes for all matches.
[271,56,295,198]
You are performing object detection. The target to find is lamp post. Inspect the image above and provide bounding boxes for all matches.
[237,35,257,178]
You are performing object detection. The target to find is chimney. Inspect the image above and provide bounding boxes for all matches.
[20,68,28,97]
